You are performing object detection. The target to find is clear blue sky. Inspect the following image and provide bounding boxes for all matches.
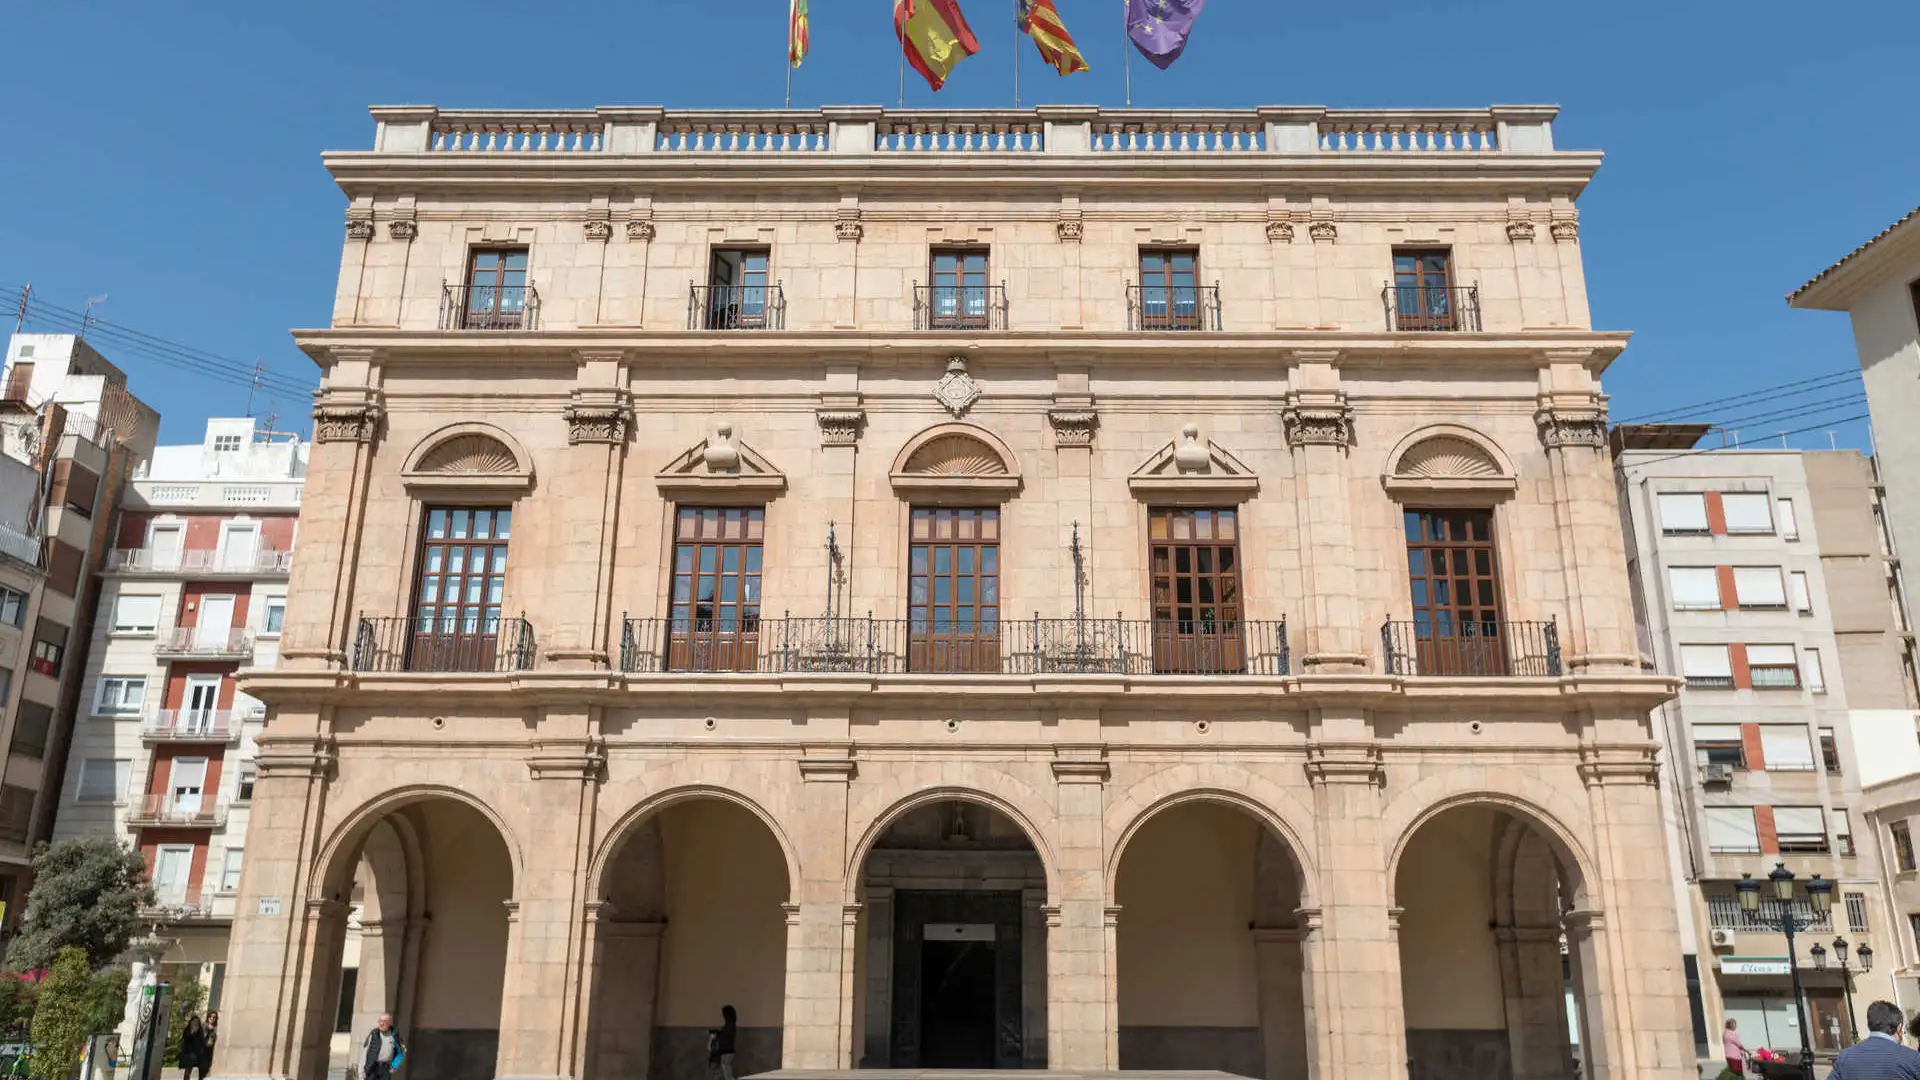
[1,0,1913,447]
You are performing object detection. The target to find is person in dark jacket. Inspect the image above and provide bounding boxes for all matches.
[361,1013,407,1080]
[178,1015,210,1080]
[203,1011,219,1070]
[708,1005,738,1080]
[1831,1001,1920,1080]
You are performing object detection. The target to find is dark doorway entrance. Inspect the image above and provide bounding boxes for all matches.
[920,938,998,1067]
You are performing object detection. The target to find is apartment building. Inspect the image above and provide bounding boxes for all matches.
[1616,426,1920,1059]
[218,103,1694,1080]
[52,416,305,1020]
[0,333,157,924]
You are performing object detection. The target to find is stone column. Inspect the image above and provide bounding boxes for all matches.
[1535,358,1637,673]
[1022,888,1050,1068]
[554,354,633,670]
[1253,928,1308,1080]
[784,750,854,1067]
[582,904,665,1080]
[1283,354,1364,672]
[1496,926,1575,1080]
[285,360,383,671]
[859,887,894,1067]
[1048,747,1111,1070]
[1303,728,1405,1080]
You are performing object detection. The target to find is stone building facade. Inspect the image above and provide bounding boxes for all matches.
[218,105,1691,1080]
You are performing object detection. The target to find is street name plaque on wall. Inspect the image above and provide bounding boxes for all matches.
[258,897,283,917]
[1720,957,1791,975]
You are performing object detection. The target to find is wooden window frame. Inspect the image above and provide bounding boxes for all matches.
[668,507,765,672]
[1147,507,1245,674]
[1894,821,1916,872]
[408,505,513,673]
[908,507,1001,673]
[1391,248,1458,331]
[929,247,991,330]
[1403,508,1508,675]
[707,247,774,329]
[463,248,530,330]
[1138,248,1202,331]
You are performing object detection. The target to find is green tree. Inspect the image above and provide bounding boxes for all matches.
[27,948,92,1080]
[162,974,204,1067]
[5,838,153,973]
[0,976,35,1038]
[84,969,128,1040]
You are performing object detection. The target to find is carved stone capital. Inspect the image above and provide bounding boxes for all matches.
[311,389,384,444]
[816,408,866,447]
[1550,220,1580,242]
[1308,221,1338,243]
[582,219,612,242]
[1266,220,1295,243]
[526,739,607,782]
[345,217,376,242]
[1048,408,1098,447]
[835,209,864,242]
[566,389,634,445]
[626,218,656,242]
[1056,218,1084,243]
[387,219,418,241]
[1505,219,1536,242]
[1535,405,1609,450]
[1281,396,1353,450]
[1304,743,1383,788]
[1578,745,1660,787]
[798,755,857,783]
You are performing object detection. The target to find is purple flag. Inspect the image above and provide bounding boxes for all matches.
[1127,0,1206,70]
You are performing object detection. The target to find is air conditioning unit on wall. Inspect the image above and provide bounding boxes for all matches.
[1710,928,1738,948]
[1703,764,1735,786]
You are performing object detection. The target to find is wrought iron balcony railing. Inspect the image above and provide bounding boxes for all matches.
[126,794,227,828]
[440,284,538,330]
[913,283,1009,330]
[154,627,256,659]
[352,615,537,674]
[620,614,1288,676]
[1127,283,1222,331]
[1380,618,1561,677]
[688,284,786,330]
[1382,283,1482,332]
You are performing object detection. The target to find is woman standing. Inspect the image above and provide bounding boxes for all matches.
[179,1015,210,1080]
[203,1011,219,1072]
[1724,1018,1749,1076]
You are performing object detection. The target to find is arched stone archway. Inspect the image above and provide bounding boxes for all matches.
[850,793,1052,1070]
[585,795,793,1080]
[1111,797,1312,1080]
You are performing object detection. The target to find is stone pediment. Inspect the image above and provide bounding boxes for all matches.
[401,422,534,493]
[1381,424,1517,502]
[1127,424,1260,502]
[655,423,787,498]
[889,422,1022,501]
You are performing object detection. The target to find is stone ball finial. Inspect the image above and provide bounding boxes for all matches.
[1173,424,1210,474]
[705,421,741,472]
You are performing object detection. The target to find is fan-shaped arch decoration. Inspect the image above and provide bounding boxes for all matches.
[1381,425,1517,502]
[401,423,535,493]
[889,422,1022,501]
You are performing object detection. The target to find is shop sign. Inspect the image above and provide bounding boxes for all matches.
[1721,956,1791,975]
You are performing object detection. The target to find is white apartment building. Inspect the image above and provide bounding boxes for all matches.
[1616,426,1920,1063]
[55,416,307,1019]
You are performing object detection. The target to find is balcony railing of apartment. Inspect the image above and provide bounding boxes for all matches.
[352,615,538,674]
[688,284,787,330]
[126,794,227,828]
[1126,283,1223,332]
[141,710,240,742]
[619,614,1289,676]
[0,522,41,569]
[1382,284,1483,332]
[108,548,293,575]
[1380,618,1561,677]
[913,284,1009,331]
[154,628,256,660]
[1707,892,1833,932]
[143,888,229,920]
[440,284,539,330]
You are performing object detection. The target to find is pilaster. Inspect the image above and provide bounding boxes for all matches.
[1535,358,1639,673]
[1047,739,1110,1070]
[1283,354,1365,671]
[783,742,855,1067]
[287,363,384,671]
[551,352,632,669]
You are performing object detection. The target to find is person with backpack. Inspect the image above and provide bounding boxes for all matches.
[360,1013,406,1080]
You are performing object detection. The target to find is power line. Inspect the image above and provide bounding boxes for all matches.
[1705,392,1870,432]
[1620,412,1873,470]
[1614,367,1861,425]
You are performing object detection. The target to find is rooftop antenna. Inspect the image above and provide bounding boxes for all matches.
[79,294,108,340]
[11,283,27,334]
[245,361,265,416]
[1828,431,1839,451]
[1779,431,1789,449]
[1730,429,1741,449]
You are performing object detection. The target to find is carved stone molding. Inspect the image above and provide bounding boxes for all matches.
[933,356,983,418]
[1308,221,1338,243]
[312,391,384,444]
[1056,218,1084,243]
[1505,219,1536,242]
[626,218,656,242]
[255,738,337,780]
[1578,745,1659,787]
[1551,220,1580,242]
[1536,406,1609,450]
[798,755,857,783]
[835,209,864,242]
[345,217,375,242]
[1048,408,1098,447]
[1051,759,1111,784]
[1266,220,1295,242]
[583,219,612,242]
[526,739,607,782]
[566,389,634,445]
[387,219,418,241]
[1282,397,1353,450]
[1304,743,1384,788]
[816,408,867,448]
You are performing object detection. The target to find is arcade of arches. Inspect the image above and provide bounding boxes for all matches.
[218,760,1692,1080]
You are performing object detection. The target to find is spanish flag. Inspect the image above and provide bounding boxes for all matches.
[1017,0,1088,75]
[895,0,980,92]
[788,0,809,68]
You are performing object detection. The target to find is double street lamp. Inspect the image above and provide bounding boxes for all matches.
[1738,864,1833,1080]
[1810,935,1874,1046]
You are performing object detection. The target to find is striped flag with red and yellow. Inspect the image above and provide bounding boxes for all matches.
[1017,0,1088,75]
[788,0,809,67]
[895,0,980,91]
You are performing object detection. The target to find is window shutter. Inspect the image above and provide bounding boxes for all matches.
[1772,806,1826,836]
[46,542,82,597]
[1733,568,1787,607]
[77,759,126,802]
[1668,568,1721,609]
[1759,727,1815,771]
[1680,644,1733,678]
[1790,572,1812,613]
[1804,648,1826,692]
[1747,644,1798,667]
[1777,498,1800,540]
[1659,493,1710,533]
[1722,493,1774,533]
[1705,807,1760,851]
[114,595,161,631]
[63,464,99,516]
[1693,724,1742,743]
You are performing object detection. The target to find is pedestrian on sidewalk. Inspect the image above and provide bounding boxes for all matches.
[179,1015,210,1080]
[1725,1019,1749,1077]
[359,1013,407,1080]
[1831,1001,1920,1080]
[708,1005,738,1080]
[203,1011,218,1072]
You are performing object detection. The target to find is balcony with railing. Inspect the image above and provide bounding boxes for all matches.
[353,615,537,674]
[126,794,227,828]
[1380,618,1562,677]
[913,284,1009,331]
[440,284,538,330]
[141,710,242,743]
[154,627,256,660]
[108,547,293,576]
[688,284,786,330]
[619,614,1289,677]
[0,522,40,569]
[143,888,235,921]
[1383,283,1482,332]
[1127,283,1222,332]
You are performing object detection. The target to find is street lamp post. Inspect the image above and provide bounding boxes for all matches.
[1738,863,1835,1080]
[1812,935,1875,1044]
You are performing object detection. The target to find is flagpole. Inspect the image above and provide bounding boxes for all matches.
[785,58,793,109]
[1013,0,1021,108]
[1122,0,1132,107]
[899,43,907,108]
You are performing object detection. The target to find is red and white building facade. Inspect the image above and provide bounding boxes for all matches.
[55,416,307,1015]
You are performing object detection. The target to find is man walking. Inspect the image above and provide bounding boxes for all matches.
[360,1013,407,1080]
[1831,1001,1920,1080]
